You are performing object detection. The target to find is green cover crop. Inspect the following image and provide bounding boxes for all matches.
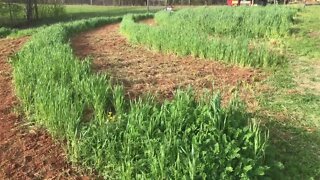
[12,14,268,179]
[121,6,297,67]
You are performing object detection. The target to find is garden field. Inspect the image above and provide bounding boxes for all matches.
[0,4,319,179]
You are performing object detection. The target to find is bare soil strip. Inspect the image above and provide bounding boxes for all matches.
[72,22,263,102]
[0,38,88,179]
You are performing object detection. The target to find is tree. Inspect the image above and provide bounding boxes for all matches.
[26,0,33,22]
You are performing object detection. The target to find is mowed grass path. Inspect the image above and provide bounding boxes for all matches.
[261,6,320,179]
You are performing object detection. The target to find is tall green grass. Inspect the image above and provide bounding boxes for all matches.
[121,6,298,68]
[155,6,297,39]
[12,14,268,178]
[0,5,160,38]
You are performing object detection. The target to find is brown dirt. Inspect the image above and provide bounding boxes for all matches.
[0,37,90,179]
[71,22,264,105]
[140,18,157,26]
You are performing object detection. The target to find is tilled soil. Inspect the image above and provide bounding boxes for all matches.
[72,21,263,102]
[0,37,89,179]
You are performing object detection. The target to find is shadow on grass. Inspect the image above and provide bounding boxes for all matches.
[289,27,300,34]
[263,120,320,179]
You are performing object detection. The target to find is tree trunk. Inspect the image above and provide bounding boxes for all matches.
[26,0,33,23]
[34,0,39,20]
[7,0,13,23]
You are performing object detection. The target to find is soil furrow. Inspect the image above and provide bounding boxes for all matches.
[0,37,87,179]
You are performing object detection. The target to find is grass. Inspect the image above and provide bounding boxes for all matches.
[287,6,320,58]
[65,5,160,19]
[0,5,161,37]
[32,5,161,26]
[6,4,320,179]
[257,6,320,179]
[11,13,268,179]
[118,5,320,179]
[120,6,297,67]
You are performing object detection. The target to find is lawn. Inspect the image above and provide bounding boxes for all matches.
[259,6,320,179]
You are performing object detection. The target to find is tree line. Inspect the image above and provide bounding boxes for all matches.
[62,0,227,5]
[0,0,65,26]
[0,0,227,26]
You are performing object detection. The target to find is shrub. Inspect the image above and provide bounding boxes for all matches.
[0,27,14,38]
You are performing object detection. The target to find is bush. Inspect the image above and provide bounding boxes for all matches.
[0,27,13,38]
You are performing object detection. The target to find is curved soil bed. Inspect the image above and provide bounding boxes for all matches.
[71,21,263,103]
[0,38,89,179]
